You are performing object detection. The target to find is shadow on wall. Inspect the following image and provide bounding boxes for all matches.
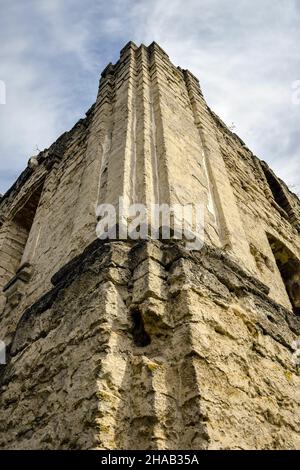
[267,233,300,315]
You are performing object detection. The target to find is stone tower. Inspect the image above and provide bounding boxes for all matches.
[0,41,299,450]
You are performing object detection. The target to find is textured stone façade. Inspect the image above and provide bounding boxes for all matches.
[0,42,299,449]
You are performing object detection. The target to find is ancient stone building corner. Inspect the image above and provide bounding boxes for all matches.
[0,41,299,450]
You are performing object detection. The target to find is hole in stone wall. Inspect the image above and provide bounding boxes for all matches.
[267,234,300,315]
[131,309,151,347]
[262,165,294,218]
[0,184,44,292]
[13,185,43,232]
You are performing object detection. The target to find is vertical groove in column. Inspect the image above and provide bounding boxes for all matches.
[97,68,116,207]
[135,45,157,209]
[149,57,161,207]
[70,65,116,250]
[182,70,227,248]
[104,43,138,213]
[128,51,138,206]
[121,44,137,209]
[140,46,160,207]
[182,69,256,273]
[148,45,172,206]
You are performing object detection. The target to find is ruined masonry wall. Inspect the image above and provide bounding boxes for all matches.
[0,42,299,450]
[0,240,299,450]
[212,114,300,308]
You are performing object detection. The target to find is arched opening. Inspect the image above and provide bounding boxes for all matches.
[262,164,294,219]
[131,308,151,347]
[267,234,300,315]
[0,184,43,295]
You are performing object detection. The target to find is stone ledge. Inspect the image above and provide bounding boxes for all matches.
[2,263,34,308]
[3,262,33,293]
[8,237,300,356]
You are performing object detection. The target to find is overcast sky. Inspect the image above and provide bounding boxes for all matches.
[0,0,299,195]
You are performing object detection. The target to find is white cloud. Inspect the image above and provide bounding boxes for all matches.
[129,0,300,191]
[0,0,299,194]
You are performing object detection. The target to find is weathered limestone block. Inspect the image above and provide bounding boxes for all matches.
[0,240,298,450]
[0,42,300,451]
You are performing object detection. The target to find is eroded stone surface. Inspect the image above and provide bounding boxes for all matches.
[0,240,299,449]
[0,41,300,450]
